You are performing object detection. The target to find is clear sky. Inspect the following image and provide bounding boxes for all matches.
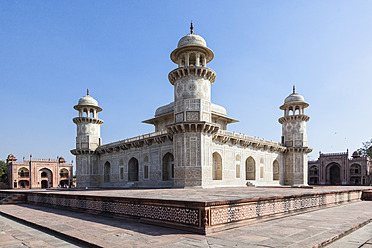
[1,1,372,169]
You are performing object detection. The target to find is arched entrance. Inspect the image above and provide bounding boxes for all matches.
[350,164,361,185]
[212,152,222,180]
[104,161,110,183]
[162,153,174,181]
[39,168,53,189]
[273,160,279,181]
[41,180,48,189]
[60,180,69,187]
[245,156,255,180]
[128,158,139,181]
[19,180,29,188]
[327,163,341,185]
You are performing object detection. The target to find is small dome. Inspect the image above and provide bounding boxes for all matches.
[284,93,305,105]
[211,103,227,116]
[155,102,174,117]
[7,154,15,158]
[78,95,99,107]
[59,157,66,163]
[177,34,207,48]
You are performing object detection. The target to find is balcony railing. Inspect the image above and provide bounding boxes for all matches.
[18,172,29,178]
[60,173,69,178]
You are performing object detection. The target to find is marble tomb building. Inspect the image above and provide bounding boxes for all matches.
[71,26,312,188]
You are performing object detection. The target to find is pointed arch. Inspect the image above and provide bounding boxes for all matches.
[104,161,110,182]
[128,157,139,181]
[245,156,256,180]
[273,160,279,180]
[162,153,174,181]
[212,152,222,180]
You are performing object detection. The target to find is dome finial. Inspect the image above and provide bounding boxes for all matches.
[293,85,296,94]
[87,88,89,96]
[190,21,194,34]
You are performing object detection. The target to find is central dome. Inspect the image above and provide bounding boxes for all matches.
[177,34,207,48]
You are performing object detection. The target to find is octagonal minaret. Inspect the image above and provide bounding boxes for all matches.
[279,86,312,185]
[71,89,103,187]
[168,22,216,123]
[167,24,219,187]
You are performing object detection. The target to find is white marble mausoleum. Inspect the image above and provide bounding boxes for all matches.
[71,25,312,188]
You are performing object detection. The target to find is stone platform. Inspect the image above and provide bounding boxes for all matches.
[1,186,371,235]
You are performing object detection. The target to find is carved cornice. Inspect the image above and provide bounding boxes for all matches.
[70,149,97,155]
[168,67,216,85]
[166,122,219,135]
[73,117,104,125]
[278,115,310,124]
[285,147,313,153]
[212,130,287,152]
[95,131,171,154]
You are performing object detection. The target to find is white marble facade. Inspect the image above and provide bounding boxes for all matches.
[71,25,312,188]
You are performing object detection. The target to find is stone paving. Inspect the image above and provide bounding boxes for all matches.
[0,201,371,248]
[2,186,371,202]
[0,214,81,248]
[326,222,372,248]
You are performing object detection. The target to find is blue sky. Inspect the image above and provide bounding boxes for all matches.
[1,1,372,168]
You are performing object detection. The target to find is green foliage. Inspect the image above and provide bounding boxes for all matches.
[0,160,7,181]
[357,139,372,158]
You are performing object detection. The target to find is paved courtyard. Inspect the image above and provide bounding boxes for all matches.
[2,186,371,202]
[0,200,371,248]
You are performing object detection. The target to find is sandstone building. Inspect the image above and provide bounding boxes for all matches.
[71,26,312,188]
[6,154,73,189]
[308,151,372,185]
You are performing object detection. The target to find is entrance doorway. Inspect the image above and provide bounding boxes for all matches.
[329,164,341,185]
[41,180,48,189]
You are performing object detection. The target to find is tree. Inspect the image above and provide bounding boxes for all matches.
[0,160,7,182]
[357,139,372,158]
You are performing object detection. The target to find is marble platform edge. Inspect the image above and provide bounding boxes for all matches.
[0,209,101,248]
[0,188,369,234]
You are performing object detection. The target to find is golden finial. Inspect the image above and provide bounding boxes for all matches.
[87,88,89,96]
[293,85,295,94]
[190,21,194,34]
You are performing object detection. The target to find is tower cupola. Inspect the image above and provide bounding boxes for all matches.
[280,86,309,116]
[170,22,214,70]
[72,89,103,151]
[74,89,102,118]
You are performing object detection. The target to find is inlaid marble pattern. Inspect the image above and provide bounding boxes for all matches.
[210,191,361,226]
[27,194,199,226]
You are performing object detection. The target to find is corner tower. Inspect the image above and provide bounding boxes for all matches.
[71,90,103,187]
[167,23,219,187]
[279,87,312,185]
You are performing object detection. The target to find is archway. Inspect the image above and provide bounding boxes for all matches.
[309,165,319,185]
[350,164,361,185]
[162,153,174,181]
[18,167,29,178]
[328,163,341,185]
[60,168,69,178]
[39,168,53,188]
[245,156,255,180]
[212,152,222,180]
[273,160,279,180]
[41,180,48,189]
[104,162,110,183]
[19,180,29,188]
[60,180,69,187]
[128,158,139,181]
